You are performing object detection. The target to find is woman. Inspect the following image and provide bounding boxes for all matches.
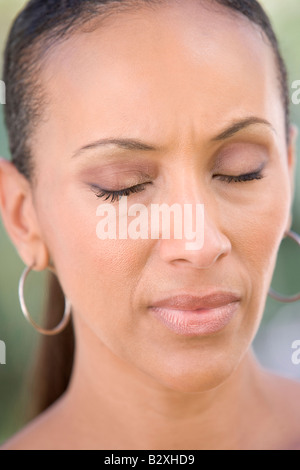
[0,0,300,450]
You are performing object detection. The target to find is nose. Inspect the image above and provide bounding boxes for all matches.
[156,183,231,270]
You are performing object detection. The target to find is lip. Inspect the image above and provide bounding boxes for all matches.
[148,292,241,336]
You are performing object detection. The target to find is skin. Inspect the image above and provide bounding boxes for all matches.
[0,0,300,450]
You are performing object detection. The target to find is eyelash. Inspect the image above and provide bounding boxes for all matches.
[92,170,264,203]
[215,169,264,184]
[92,182,152,203]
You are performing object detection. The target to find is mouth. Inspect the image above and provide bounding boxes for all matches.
[148,292,241,336]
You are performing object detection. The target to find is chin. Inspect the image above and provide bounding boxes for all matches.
[149,355,240,394]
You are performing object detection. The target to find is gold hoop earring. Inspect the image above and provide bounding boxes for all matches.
[269,230,300,303]
[18,264,72,336]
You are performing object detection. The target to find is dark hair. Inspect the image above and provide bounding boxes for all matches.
[2,0,290,416]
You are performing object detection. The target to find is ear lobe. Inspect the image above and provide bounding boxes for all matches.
[0,158,49,269]
[288,124,297,171]
[285,213,293,235]
[287,125,298,197]
[284,125,298,235]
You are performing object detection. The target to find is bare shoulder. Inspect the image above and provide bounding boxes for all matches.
[2,371,300,450]
[1,397,71,451]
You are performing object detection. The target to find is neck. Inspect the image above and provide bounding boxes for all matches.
[61,319,269,450]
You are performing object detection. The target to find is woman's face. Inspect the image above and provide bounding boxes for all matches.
[23,2,295,391]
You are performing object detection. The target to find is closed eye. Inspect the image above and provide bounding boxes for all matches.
[214,169,265,183]
[91,182,152,203]
[91,167,264,204]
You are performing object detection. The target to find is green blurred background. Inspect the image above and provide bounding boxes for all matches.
[0,0,300,445]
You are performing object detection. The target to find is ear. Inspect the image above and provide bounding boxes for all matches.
[287,124,297,191]
[285,125,298,233]
[0,158,49,271]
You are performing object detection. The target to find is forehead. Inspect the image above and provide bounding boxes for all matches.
[36,0,284,153]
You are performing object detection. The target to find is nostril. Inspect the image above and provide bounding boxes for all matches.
[158,229,231,269]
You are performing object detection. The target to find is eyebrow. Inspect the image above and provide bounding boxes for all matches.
[72,116,275,158]
[212,117,275,141]
[73,137,159,158]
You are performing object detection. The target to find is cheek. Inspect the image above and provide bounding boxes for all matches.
[223,170,291,339]
[226,171,290,282]
[37,190,150,333]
